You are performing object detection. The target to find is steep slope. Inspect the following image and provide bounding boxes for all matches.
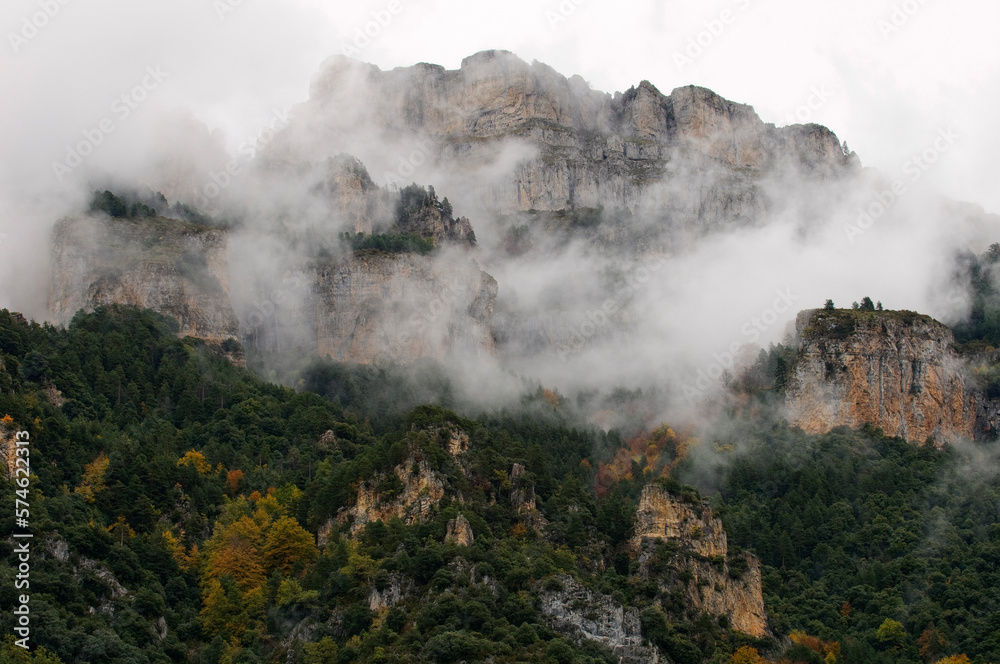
[49,215,239,340]
[784,308,980,443]
[631,484,769,638]
[50,182,497,365]
[269,50,857,230]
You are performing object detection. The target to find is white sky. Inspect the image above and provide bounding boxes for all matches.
[1,0,997,211]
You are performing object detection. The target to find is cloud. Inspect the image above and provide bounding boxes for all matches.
[1,0,999,426]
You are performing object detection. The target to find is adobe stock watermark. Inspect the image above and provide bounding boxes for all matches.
[556,256,668,363]
[674,0,752,73]
[193,107,289,207]
[8,0,72,55]
[682,288,798,403]
[51,66,169,183]
[843,126,959,244]
[545,0,588,30]
[340,0,404,57]
[877,0,929,40]
[785,84,835,125]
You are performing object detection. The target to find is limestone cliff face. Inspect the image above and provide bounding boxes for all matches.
[49,216,239,340]
[785,309,978,443]
[538,574,659,664]
[324,154,396,235]
[49,212,498,366]
[271,50,856,224]
[444,514,474,547]
[341,423,471,536]
[313,251,497,364]
[632,484,727,558]
[632,484,769,638]
[342,455,446,535]
[0,419,21,480]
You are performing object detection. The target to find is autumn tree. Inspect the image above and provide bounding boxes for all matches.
[934,656,972,664]
[261,516,319,575]
[225,469,244,494]
[75,452,109,503]
[731,646,768,664]
[918,625,948,663]
[876,618,907,653]
[178,449,211,474]
[204,516,265,590]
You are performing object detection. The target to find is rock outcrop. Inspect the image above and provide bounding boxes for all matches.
[269,50,857,228]
[785,309,978,443]
[368,572,410,612]
[631,484,727,558]
[538,574,659,664]
[324,154,396,235]
[444,514,474,547]
[313,251,497,364]
[342,455,446,535]
[341,422,471,536]
[0,418,21,480]
[49,216,239,340]
[49,210,498,366]
[632,484,769,638]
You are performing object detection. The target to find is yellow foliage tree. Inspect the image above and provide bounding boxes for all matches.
[935,656,972,664]
[339,542,378,585]
[731,646,768,664]
[199,577,264,640]
[252,493,286,528]
[162,530,199,572]
[74,452,109,503]
[261,516,319,575]
[107,516,136,546]
[178,449,211,474]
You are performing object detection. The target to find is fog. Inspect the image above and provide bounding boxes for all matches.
[2,0,999,428]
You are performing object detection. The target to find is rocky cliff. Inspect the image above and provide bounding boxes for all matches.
[270,50,857,230]
[342,454,447,535]
[785,309,979,443]
[49,216,239,340]
[312,251,496,364]
[49,210,497,366]
[340,422,471,536]
[632,484,769,638]
[538,574,659,664]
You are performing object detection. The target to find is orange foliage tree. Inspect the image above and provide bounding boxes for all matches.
[225,469,244,494]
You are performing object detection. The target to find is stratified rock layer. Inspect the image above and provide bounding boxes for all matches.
[785,309,978,443]
[538,574,660,664]
[632,484,769,638]
[271,50,856,223]
[49,216,239,340]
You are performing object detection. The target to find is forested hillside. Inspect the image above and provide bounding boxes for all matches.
[1,307,998,664]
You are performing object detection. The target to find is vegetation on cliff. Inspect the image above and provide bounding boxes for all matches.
[1,307,998,664]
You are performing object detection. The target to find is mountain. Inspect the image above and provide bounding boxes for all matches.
[4,306,1000,664]
[784,308,981,443]
[270,50,856,222]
